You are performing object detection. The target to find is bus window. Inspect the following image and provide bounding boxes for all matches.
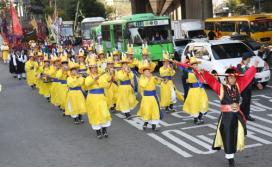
[251,19,272,32]
[114,25,123,42]
[102,25,110,41]
[205,22,214,30]
[114,24,123,50]
[239,21,249,33]
[220,22,235,32]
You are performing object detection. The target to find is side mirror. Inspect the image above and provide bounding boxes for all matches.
[171,30,174,36]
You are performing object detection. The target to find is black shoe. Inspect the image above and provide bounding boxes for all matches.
[125,112,131,118]
[102,127,108,138]
[96,130,102,139]
[152,124,158,131]
[78,115,84,123]
[228,158,235,167]
[169,104,176,112]
[198,113,204,124]
[143,122,148,130]
[247,116,255,121]
[46,97,50,102]
[73,118,80,125]
[194,118,203,125]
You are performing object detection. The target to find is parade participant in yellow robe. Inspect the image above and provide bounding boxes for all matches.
[77,52,88,93]
[115,55,138,118]
[25,53,38,88]
[112,49,121,70]
[1,41,9,63]
[56,55,69,113]
[85,59,112,139]
[138,62,161,131]
[96,49,107,74]
[137,46,156,96]
[34,52,44,91]
[159,52,177,111]
[175,57,208,125]
[49,56,61,106]
[104,56,118,110]
[65,62,87,124]
[126,44,139,93]
[39,56,52,100]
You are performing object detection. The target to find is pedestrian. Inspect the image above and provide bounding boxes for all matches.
[65,62,86,124]
[8,49,17,79]
[208,29,217,40]
[85,59,112,139]
[175,57,208,125]
[17,50,28,80]
[115,55,138,118]
[159,51,177,112]
[201,61,258,167]
[137,61,162,131]
[237,54,262,121]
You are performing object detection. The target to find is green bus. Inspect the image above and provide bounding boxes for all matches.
[101,13,174,61]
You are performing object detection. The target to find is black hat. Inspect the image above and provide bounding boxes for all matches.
[242,52,252,60]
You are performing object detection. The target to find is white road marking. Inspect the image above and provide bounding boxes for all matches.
[147,133,193,158]
[251,114,272,124]
[247,125,272,137]
[162,130,216,155]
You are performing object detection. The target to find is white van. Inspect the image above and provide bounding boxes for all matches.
[181,40,270,85]
[171,19,207,40]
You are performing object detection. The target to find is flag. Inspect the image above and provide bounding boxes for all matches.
[30,17,38,31]
[10,1,23,37]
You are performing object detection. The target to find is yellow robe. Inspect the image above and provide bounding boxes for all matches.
[138,76,161,123]
[65,75,87,116]
[85,74,112,128]
[1,45,9,62]
[104,71,118,109]
[49,66,60,106]
[39,66,52,97]
[115,69,138,113]
[36,62,44,93]
[56,69,69,109]
[25,60,38,86]
[159,66,176,108]
[183,72,208,115]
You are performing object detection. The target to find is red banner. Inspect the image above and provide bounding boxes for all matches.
[10,3,23,37]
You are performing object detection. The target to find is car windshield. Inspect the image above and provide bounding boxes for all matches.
[81,22,101,39]
[175,40,192,46]
[188,30,207,38]
[211,43,255,60]
[126,21,172,45]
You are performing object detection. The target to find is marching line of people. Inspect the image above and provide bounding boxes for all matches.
[0,40,259,167]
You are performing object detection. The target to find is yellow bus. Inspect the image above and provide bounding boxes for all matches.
[205,14,272,43]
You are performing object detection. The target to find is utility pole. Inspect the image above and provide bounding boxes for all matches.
[74,0,80,35]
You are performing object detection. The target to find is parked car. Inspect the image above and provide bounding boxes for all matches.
[181,40,271,86]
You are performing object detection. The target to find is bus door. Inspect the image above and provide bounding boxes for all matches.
[114,24,123,51]
[102,25,112,53]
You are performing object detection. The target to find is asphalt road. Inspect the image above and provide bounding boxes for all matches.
[0,62,272,167]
